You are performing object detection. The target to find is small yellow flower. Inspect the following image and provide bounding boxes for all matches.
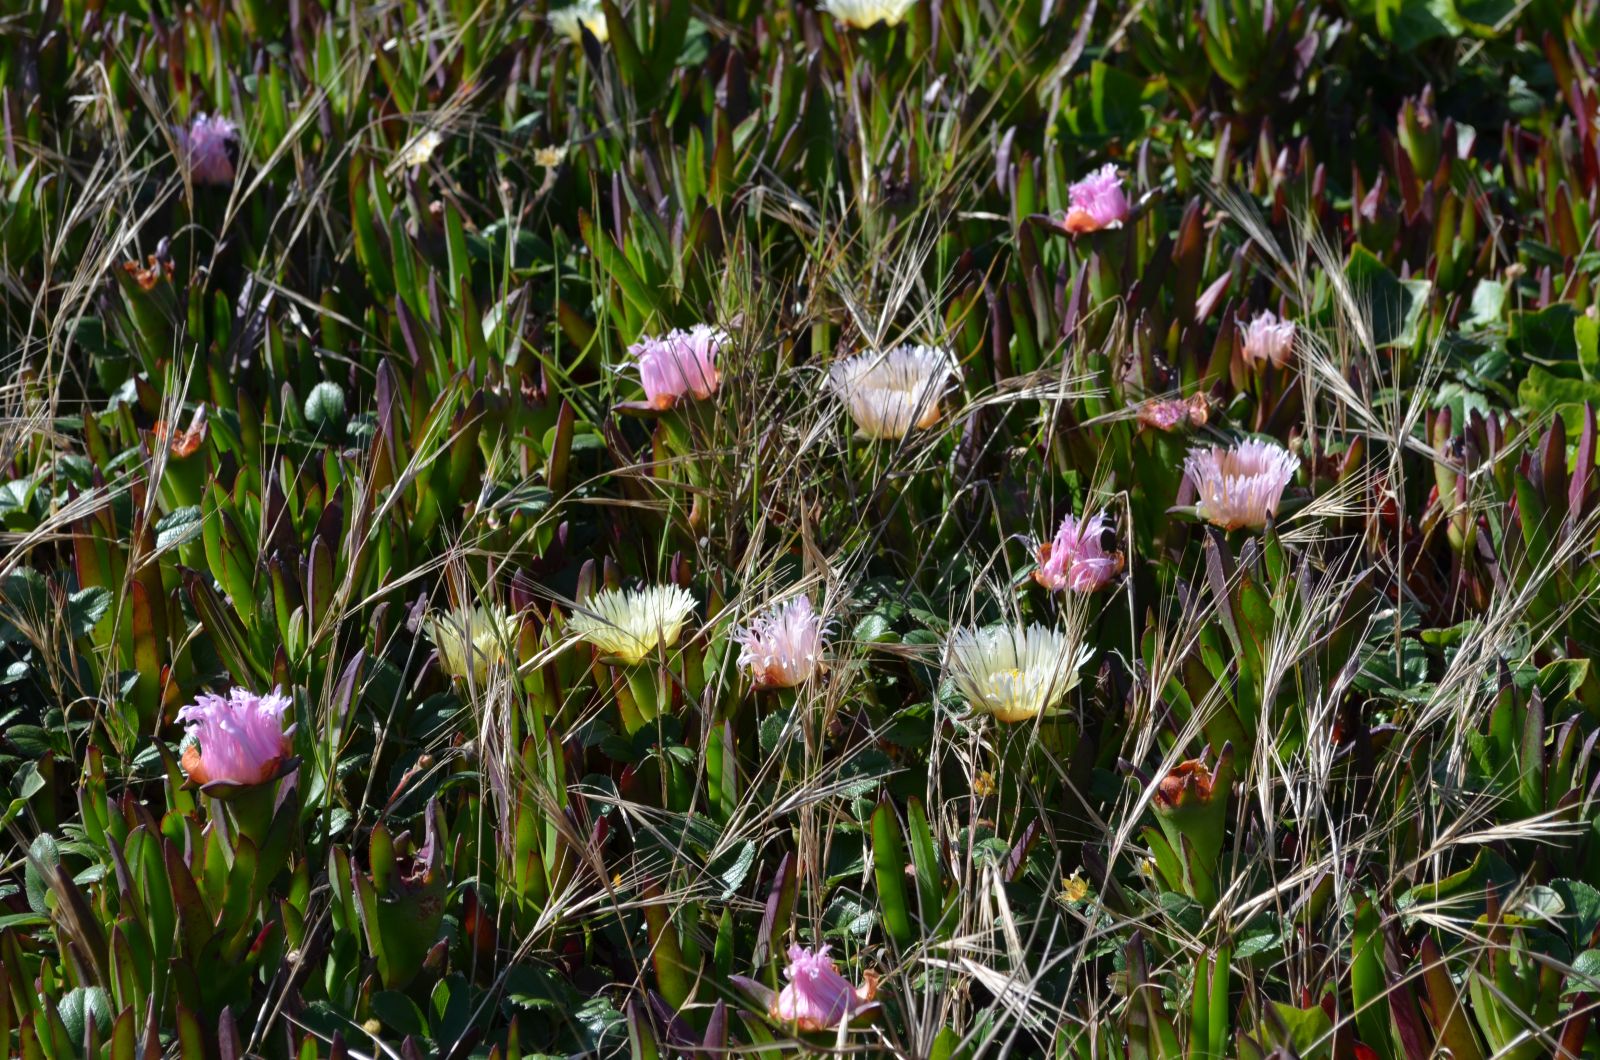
[1060,870,1089,904]
[1136,856,1158,881]
[535,144,569,168]
[972,770,996,797]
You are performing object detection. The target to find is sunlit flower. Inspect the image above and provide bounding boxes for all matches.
[628,325,725,409]
[1060,870,1089,904]
[772,945,877,1031]
[178,113,240,186]
[1063,165,1129,234]
[535,144,569,168]
[733,597,829,689]
[177,687,294,789]
[1240,310,1296,369]
[568,585,697,665]
[945,623,1092,724]
[1034,512,1123,593]
[399,129,443,168]
[828,345,956,439]
[972,770,996,797]
[549,0,609,42]
[819,0,918,28]
[1183,439,1298,531]
[429,605,521,684]
[152,406,209,458]
[1136,394,1209,433]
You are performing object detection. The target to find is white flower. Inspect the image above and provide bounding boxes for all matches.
[568,585,697,665]
[945,623,1092,724]
[733,597,830,689]
[1183,439,1299,531]
[399,129,443,168]
[827,345,956,440]
[1239,310,1296,369]
[550,0,609,42]
[428,605,521,684]
[820,0,919,28]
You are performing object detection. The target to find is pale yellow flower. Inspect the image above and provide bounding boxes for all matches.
[945,623,1092,724]
[568,585,696,665]
[550,0,609,43]
[429,605,520,684]
[820,0,918,28]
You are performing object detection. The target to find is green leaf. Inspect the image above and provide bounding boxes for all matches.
[1346,246,1431,348]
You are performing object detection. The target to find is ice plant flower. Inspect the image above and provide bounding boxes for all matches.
[178,113,240,186]
[819,0,918,28]
[177,687,294,790]
[1034,512,1124,593]
[1062,165,1129,234]
[733,596,829,689]
[549,0,609,42]
[945,623,1093,723]
[428,605,520,684]
[627,325,725,409]
[568,585,697,665]
[772,945,877,1031]
[1183,439,1298,531]
[828,344,956,439]
[1239,310,1296,369]
[1135,394,1209,433]
[1147,744,1235,907]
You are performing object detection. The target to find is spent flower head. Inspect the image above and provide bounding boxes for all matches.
[568,585,697,665]
[946,623,1093,723]
[828,344,956,439]
[733,596,829,689]
[177,686,294,790]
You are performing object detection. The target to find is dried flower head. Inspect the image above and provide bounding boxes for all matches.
[1063,165,1129,234]
[828,345,956,439]
[946,623,1093,723]
[178,113,240,186]
[151,407,209,458]
[429,605,521,684]
[568,585,697,665]
[1183,439,1298,531]
[549,0,609,42]
[772,945,877,1030]
[819,0,919,28]
[1154,758,1217,812]
[1240,310,1296,369]
[1136,394,1210,433]
[177,687,294,790]
[627,325,725,409]
[733,596,829,689]
[1034,512,1123,593]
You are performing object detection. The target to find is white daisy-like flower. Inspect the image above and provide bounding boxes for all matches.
[1183,439,1299,531]
[827,344,956,440]
[567,585,697,665]
[733,597,830,689]
[550,0,609,43]
[945,623,1093,724]
[820,0,918,28]
[429,605,520,684]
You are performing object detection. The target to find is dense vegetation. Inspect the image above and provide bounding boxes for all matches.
[6,0,1600,1056]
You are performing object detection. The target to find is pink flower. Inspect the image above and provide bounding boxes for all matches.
[1063,165,1130,234]
[176,687,294,789]
[1240,310,1296,369]
[178,113,240,186]
[1034,512,1124,593]
[628,325,725,408]
[1183,440,1299,531]
[733,597,829,689]
[772,945,876,1031]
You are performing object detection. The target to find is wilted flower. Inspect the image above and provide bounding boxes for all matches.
[819,0,918,28]
[568,585,697,665]
[772,945,877,1030]
[627,325,725,409]
[151,406,209,458]
[1135,394,1209,433]
[946,623,1092,723]
[178,113,240,186]
[429,605,521,684]
[549,0,609,42]
[1239,310,1296,369]
[1034,512,1123,593]
[1063,165,1129,234]
[1148,743,1234,906]
[1183,440,1298,531]
[177,687,294,790]
[733,596,829,689]
[828,345,956,439]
